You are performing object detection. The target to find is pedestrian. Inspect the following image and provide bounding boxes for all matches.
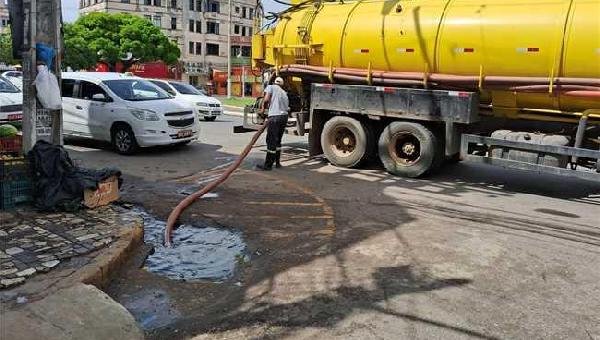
[257,76,289,170]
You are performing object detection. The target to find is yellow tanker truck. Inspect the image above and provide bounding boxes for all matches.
[238,0,600,179]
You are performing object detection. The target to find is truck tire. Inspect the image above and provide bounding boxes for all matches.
[378,122,439,178]
[321,116,372,168]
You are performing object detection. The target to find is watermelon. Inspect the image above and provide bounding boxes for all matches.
[0,124,19,137]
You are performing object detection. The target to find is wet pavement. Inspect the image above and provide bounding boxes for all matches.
[138,208,248,282]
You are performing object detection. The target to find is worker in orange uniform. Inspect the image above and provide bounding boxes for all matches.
[256,77,290,170]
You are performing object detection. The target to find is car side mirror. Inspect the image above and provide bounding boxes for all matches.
[92,93,110,102]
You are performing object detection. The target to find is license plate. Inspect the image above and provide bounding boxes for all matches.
[7,113,22,121]
[177,130,192,138]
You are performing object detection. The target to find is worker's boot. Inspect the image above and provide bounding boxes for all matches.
[275,151,282,168]
[256,153,275,171]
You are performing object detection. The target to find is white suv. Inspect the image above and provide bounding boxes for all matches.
[62,72,199,154]
[149,79,223,121]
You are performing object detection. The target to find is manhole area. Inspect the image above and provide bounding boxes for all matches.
[136,208,248,282]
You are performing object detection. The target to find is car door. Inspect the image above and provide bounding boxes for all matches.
[80,81,112,141]
[61,78,80,136]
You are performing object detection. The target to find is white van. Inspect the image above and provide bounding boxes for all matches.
[149,79,223,121]
[62,72,199,154]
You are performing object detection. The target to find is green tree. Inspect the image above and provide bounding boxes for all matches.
[63,12,180,71]
[0,28,18,65]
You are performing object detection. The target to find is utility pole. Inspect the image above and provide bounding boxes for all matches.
[16,0,62,152]
[226,0,231,98]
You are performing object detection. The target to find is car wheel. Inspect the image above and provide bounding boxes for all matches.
[112,125,138,155]
[203,116,217,121]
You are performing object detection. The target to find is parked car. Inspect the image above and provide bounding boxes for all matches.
[61,72,199,154]
[1,71,23,90]
[149,79,223,121]
[0,76,23,124]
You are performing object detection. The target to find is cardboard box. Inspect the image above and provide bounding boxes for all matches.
[84,176,119,208]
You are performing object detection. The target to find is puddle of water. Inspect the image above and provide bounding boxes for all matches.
[121,289,181,330]
[136,208,247,282]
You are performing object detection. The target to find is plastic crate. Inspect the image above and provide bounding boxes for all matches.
[0,157,30,180]
[0,135,23,154]
[0,178,33,210]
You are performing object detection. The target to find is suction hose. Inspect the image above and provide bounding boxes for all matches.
[164,122,268,247]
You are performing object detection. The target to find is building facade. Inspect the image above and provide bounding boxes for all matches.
[79,0,256,91]
[0,0,10,34]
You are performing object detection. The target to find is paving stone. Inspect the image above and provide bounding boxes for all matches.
[16,268,36,277]
[0,277,25,288]
[41,260,60,269]
[76,233,99,242]
[0,268,18,276]
[34,242,48,246]
[0,230,8,237]
[5,247,24,256]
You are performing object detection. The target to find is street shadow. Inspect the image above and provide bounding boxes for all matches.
[190,266,482,340]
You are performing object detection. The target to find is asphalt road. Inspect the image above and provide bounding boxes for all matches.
[66,115,600,340]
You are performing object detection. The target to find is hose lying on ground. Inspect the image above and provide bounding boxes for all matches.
[164,122,268,247]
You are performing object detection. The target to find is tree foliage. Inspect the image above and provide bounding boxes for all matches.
[0,28,18,65]
[63,12,180,71]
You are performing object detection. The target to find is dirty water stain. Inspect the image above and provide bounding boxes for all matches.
[534,208,580,219]
[121,289,181,330]
[136,208,247,282]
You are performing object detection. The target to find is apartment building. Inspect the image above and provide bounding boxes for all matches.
[0,0,9,34]
[79,0,256,85]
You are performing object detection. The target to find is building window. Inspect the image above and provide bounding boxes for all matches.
[188,19,194,32]
[249,8,253,18]
[206,21,219,35]
[189,42,194,54]
[234,25,239,35]
[195,43,202,55]
[153,15,162,27]
[241,45,251,57]
[171,0,177,8]
[144,15,152,22]
[248,27,252,36]
[121,0,130,3]
[188,0,194,10]
[208,1,219,12]
[206,43,219,56]
[171,17,177,29]
[241,26,246,36]
[154,0,162,6]
[235,6,240,14]
[242,7,246,18]
[144,0,151,5]
[196,0,202,12]
[195,20,201,33]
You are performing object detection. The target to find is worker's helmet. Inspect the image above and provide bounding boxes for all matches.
[274,77,284,85]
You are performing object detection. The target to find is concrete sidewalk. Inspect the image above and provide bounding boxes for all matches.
[0,205,145,339]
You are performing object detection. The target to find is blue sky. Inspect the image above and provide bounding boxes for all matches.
[62,0,288,23]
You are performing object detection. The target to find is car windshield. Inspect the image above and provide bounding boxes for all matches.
[104,79,171,101]
[0,77,20,93]
[170,82,204,96]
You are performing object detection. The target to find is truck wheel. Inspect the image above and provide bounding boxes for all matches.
[112,125,138,155]
[321,116,372,168]
[378,122,439,177]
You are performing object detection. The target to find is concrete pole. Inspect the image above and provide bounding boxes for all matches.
[21,0,62,152]
[226,0,231,98]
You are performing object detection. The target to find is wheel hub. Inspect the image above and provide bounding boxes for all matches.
[389,132,421,166]
[331,127,356,155]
